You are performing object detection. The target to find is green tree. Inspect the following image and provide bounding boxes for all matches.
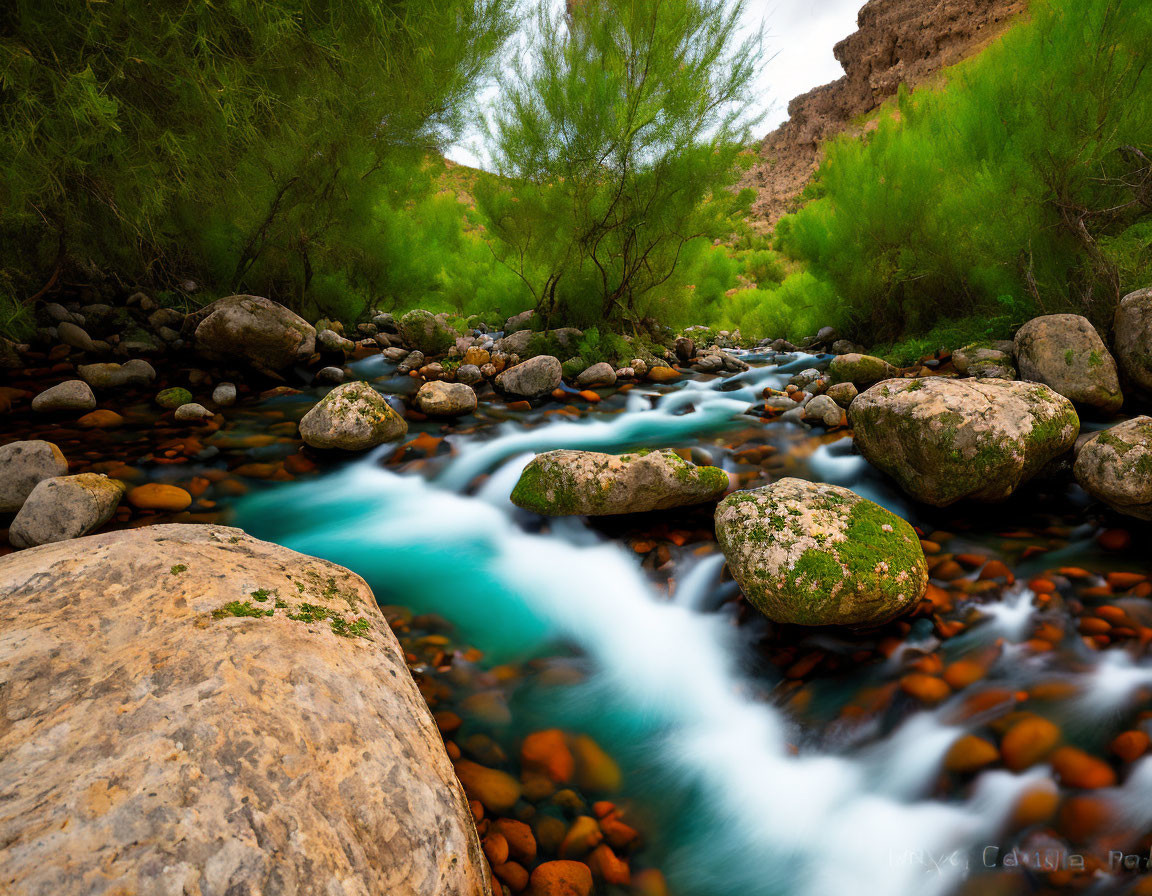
[0,0,514,325]
[477,0,763,330]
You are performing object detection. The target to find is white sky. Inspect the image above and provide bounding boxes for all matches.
[446,0,865,168]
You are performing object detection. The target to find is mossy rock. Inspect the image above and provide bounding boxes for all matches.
[1014,314,1123,413]
[156,387,193,409]
[397,309,457,357]
[828,353,897,386]
[714,478,927,626]
[850,377,1079,506]
[511,449,729,516]
[562,356,589,379]
[298,381,408,451]
[1073,416,1152,519]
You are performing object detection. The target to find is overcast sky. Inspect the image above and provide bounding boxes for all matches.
[446,0,865,168]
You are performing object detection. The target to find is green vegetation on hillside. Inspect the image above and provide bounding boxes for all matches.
[773,0,1152,346]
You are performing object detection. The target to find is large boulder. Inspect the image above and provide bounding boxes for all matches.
[0,524,491,896]
[0,440,68,513]
[1073,417,1152,519]
[714,479,927,626]
[511,449,728,516]
[185,295,315,372]
[299,381,408,451]
[829,353,897,386]
[1114,287,1152,393]
[850,378,1079,506]
[398,310,457,356]
[414,381,477,417]
[9,473,125,548]
[1014,314,1123,413]
[495,355,563,400]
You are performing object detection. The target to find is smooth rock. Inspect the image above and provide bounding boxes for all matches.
[826,382,858,408]
[527,861,593,896]
[315,366,345,385]
[497,329,534,356]
[414,381,477,417]
[57,321,97,352]
[511,449,728,516]
[504,309,538,333]
[954,342,1016,379]
[1074,417,1152,519]
[318,328,355,354]
[299,381,408,450]
[31,380,96,412]
[0,524,489,895]
[829,353,897,386]
[212,382,237,406]
[576,362,616,388]
[78,359,156,390]
[156,387,193,409]
[398,310,456,356]
[496,356,562,399]
[0,440,68,513]
[9,473,125,548]
[1114,287,1152,393]
[803,394,842,427]
[174,402,213,422]
[850,378,1079,506]
[456,364,483,386]
[714,478,927,626]
[127,482,193,511]
[1015,314,1123,413]
[185,295,316,371]
[77,409,125,429]
[674,336,695,362]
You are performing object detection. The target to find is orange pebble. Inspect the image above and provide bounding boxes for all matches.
[492,818,536,864]
[483,832,510,866]
[1110,730,1150,763]
[631,870,669,896]
[1001,717,1061,771]
[126,482,192,512]
[587,844,631,886]
[1058,795,1113,841]
[493,860,529,892]
[521,729,575,784]
[1050,746,1117,789]
[1011,779,1060,827]
[943,658,988,689]
[899,673,951,703]
[528,861,593,896]
[1107,572,1146,591]
[979,560,1014,583]
[944,735,999,773]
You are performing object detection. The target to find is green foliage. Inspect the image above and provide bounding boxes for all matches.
[478,0,763,329]
[1,0,515,326]
[776,0,1152,344]
[871,314,1018,367]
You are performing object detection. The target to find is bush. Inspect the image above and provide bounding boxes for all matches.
[775,0,1152,344]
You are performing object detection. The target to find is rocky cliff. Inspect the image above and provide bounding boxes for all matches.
[746,0,1026,224]
[0,524,492,896]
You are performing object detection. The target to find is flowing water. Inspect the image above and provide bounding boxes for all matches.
[226,352,1152,896]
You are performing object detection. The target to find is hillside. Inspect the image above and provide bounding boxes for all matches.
[745,0,1026,225]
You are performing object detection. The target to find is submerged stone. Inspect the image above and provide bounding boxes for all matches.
[511,449,728,516]
[714,478,927,626]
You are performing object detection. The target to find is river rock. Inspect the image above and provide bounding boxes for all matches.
[1074,417,1152,519]
[829,353,897,386]
[315,366,345,385]
[31,380,97,413]
[212,382,237,406]
[714,478,927,626]
[803,394,843,427]
[826,382,858,408]
[0,524,490,895]
[156,386,193,409]
[57,321,97,352]
[8,473,125,548]
[1014,315,1123,413]
[174,402,213,422]
[398,310,456,356]
[1113,287,1152,394]
[511,449,729,516]
[0,440,68,513]
[414,381,477,417]
[299,381,408,450]
[576,362,616,388]
[185,295,316,372]
[504,309,538,333]
[496,355,562,399]
[78,359,157,390]
[675,336,695,362]
[954,341,1016,379]
[456,363,483,386]
[850,378,1079,506]
[317,328,355,355]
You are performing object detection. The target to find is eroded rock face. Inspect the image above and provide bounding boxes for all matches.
[1073,417,1152,519]
[850,378,1079,506]
[299,381,408,450]
[714,478,927,626]
[1114,287,1152,394]
[0,524,491,896]
[496,355,563,399]
[185,295,316,371]
[9,472,125,548]
[1014,314,1123,413]
[511,449,728,516]
[0,440,69,513]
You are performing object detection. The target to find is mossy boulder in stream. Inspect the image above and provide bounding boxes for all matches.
[850,377,1079,506]
[1014,314,1123,413]
[829,353,897,386]
[299,381,408,450]
[511,449,729,516]
[397,309,457,356]
[714,478,927,626]
[1074,416,1152,519]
